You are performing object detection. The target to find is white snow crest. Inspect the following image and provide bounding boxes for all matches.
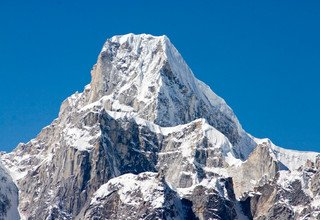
[255,138,319,171]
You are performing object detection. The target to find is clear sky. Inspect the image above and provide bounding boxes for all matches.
[0,0,319,152]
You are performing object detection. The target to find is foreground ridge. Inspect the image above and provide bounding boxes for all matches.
[0,33,319,220]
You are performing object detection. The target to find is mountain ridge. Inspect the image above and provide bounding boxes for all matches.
[0,33,319,219]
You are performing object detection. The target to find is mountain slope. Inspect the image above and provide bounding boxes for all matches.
[0,162,19,220]
[78,34,255,158]
[0,33,319,220]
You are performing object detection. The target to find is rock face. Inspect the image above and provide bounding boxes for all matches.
[0,163,19,220]
[229,142,279,198]
[0,33,319,220]
[248,167,320,219]
[79,172,194,220]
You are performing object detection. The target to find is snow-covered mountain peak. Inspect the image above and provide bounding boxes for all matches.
[106,33,167,49]
[97,33,204,95]
[1,33,320,219]
[78,33,255,155]
[103,33,196,89]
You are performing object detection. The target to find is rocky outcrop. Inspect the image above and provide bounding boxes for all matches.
[79,173,242,220]
[247,164,320,219]
[78,172,195,220]
[186,179,238,220]
[229,142,279,198]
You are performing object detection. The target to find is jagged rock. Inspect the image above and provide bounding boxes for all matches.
[265,203,295,220]
[311,170,320,197]
[78,172,196,220]
[229,143,279,198]
[187,182,237,220]
[249,168,320,219]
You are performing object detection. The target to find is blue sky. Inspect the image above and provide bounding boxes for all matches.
[0,0,319,152]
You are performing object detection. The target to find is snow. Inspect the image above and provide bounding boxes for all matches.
[5,166,28,183]
[225,152,243,167]
[311,196,320,208]
[91,172,164,208]
[0,153,29,182]
[63,126,101,151]
[255,138,319,171]
[196,79,238,127]
[109,33,165,50]
[202,120,242,166]
[79,98,102,112]
[277,170,302,190]
[277,169,315,202]
[110,99,134,112]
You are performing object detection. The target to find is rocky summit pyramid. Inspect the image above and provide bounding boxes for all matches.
[1,33,320,220]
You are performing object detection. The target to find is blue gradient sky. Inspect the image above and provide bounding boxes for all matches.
[0,0,319,152]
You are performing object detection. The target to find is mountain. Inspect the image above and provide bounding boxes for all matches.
[1,33,320,219]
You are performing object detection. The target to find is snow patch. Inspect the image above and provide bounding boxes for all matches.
[91,172,164,208]
[63,126,101,151]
